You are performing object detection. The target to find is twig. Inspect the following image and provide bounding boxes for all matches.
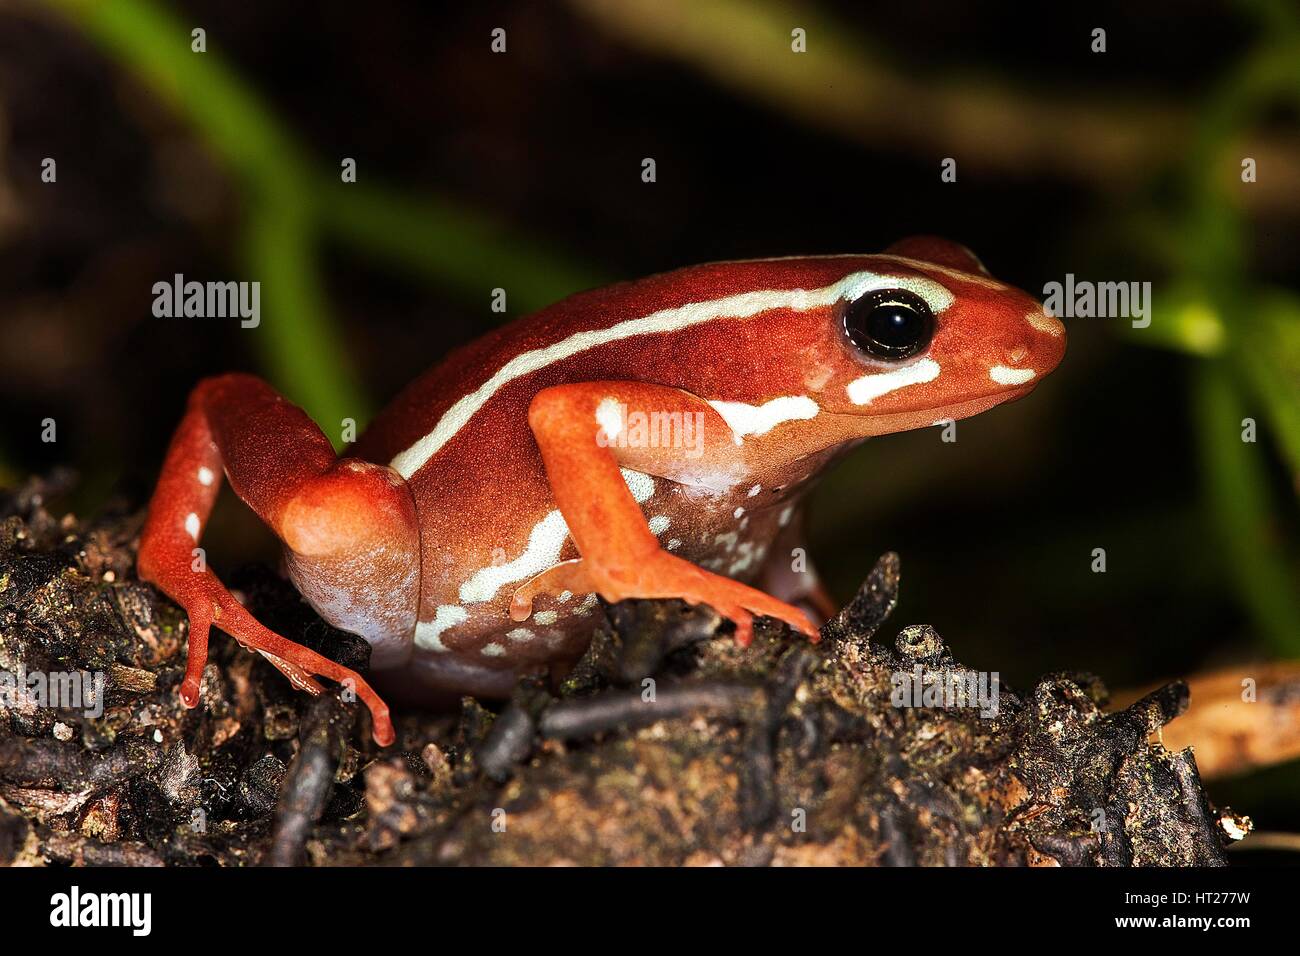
[1112,660,1300,780]
[539,682,764,739]
[266,695,352,866]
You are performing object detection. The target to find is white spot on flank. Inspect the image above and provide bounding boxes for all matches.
[414,605,468,652]
[778,506,794,528]
[709,395,819,444]
[557,590,573,603]
[621,468,655,503]
[733,507,745,519]
[532,610,559,625]
[481,643,506,657]
[748,484,761,497]
[666,538,682,551]
[507,627,537,642]
[574,593,599,616]
[595,396,623,443]
[197,467,215,487]
[847,358,941,405]
[729,540,765,576]
[989,365,1036,385]
[390,269,954,477]
[184,513,200,541]
[648,515,671,535]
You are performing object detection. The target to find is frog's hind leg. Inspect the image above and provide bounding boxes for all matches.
[137,374,418,745]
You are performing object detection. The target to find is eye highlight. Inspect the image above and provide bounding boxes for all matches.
[842,289,935,362]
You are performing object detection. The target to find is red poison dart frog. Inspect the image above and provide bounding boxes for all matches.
[138,237,1066,746]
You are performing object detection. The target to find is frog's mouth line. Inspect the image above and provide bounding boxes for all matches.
[923,384,1037,419]
[830,384,1038,438]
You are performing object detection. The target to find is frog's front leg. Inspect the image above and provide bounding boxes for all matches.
[512,381,818,647]
[137,374,418,746]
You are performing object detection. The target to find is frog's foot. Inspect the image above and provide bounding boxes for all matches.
[590,548,820,647]
[510,559,595,621]
[513,552,819,648]
[142,562,396,746]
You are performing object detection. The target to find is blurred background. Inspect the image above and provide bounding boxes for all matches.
[0,1,1296,854]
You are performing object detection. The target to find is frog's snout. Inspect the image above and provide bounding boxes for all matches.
[1013,305,1067,382]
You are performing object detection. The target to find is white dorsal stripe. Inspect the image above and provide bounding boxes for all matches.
[391,270,955,478]
[872,255,1011,291]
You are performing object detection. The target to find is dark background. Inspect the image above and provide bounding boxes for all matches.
[1,1,1297,846]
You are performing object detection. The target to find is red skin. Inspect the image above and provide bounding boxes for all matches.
[138,238,1066,745]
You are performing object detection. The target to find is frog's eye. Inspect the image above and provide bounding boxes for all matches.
[842,289,935,361]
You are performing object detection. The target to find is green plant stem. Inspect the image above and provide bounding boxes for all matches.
[1194,364,1300,654]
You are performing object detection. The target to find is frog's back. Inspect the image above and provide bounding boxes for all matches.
[353,256,887,471]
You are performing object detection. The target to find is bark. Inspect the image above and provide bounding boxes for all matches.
[0,474,1249,866]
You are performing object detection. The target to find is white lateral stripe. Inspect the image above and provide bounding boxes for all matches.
[459,509,569,604]
[457,468,655,604]
[846,358,941,405]
[390,271,955,477]
[709,395,820,443]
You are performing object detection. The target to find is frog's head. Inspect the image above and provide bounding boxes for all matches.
[557,240,1066,449]
[805,236,1066,436]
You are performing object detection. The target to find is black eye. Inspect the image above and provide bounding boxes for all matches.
[843,290,935,361]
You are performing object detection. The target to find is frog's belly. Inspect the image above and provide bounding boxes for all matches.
[379,498,795,703]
